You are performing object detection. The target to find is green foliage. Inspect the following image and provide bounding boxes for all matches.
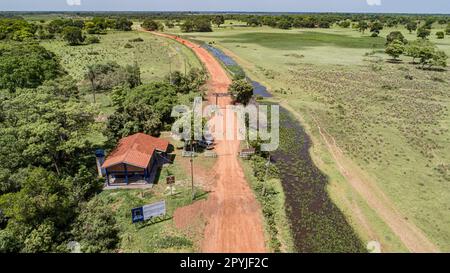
[84,62,141,91]
[229,79,254,105]
[406,21,418,33]
[164,20,175,29]
[23,220,57,253]
[37,75,80,100]
[370,21,384,37]
[358,21,369,34]
[251,155,279,182]
[446,24,450,35]
[47,19,84,34]
[141,19,163,31]
[277,18,293,30]
[386,31,407,45]
[181,18,212,33]
[107,82,176,140]
[417,27,431,39]
[0,43,63,92]
[86,35,100,44]
[337,20,351,28]
[404,40,447,68]
[168,68,207,94]
[436,31,445,39]
[0,90,97,175]
[71,197,119,253]
[62,26,85,46]
[0,168,73,228]
[114,17,133,31]
[385,40,405,60]
[0,18,37,41]
[212,15,225,28]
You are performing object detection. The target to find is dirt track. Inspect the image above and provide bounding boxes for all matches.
[149,31,267,253]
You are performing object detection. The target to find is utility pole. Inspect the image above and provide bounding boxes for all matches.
[190,140,195,201]
[169,56,172,83]
[262,154,271,196]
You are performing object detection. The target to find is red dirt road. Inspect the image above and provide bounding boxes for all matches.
[149,31,267,253]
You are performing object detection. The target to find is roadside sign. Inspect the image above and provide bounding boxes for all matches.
[166,175,175,185]
[131,200,166,223]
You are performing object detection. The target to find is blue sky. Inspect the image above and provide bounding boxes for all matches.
[0,0,449,14]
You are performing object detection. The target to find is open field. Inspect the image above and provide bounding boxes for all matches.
[40,30,202,84]
[173,23,450,252]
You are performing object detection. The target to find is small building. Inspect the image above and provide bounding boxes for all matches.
[101,133,170,186]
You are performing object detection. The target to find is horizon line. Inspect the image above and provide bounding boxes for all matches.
[1,10,450,16]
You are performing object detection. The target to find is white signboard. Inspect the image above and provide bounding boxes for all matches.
[143,201,166,220]
[132,200,166,223]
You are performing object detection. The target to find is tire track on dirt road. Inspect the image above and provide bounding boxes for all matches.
[145,30,267,253]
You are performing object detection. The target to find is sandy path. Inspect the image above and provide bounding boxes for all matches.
[147,31,267,253]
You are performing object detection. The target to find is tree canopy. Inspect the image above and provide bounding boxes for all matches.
[229,79,254,105]
[0,43,63,92]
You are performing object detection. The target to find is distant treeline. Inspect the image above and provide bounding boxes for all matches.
[1,12,449,38]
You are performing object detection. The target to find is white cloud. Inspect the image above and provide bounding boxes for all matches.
[66,0,82,6]
[366,0,382,6]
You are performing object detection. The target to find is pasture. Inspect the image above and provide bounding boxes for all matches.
[40,30,202,84]
[175,22,450,252]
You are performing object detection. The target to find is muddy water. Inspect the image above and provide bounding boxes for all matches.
[204,44,365,252]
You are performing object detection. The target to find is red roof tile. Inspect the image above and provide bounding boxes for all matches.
[102,133,169,169]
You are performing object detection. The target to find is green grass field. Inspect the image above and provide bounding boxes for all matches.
[40,30,202,83]
[172,22,450,252]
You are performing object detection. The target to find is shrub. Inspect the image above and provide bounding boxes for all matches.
[128,37,144,42]
[385,40,405,60]
[386,31,407,45]
[86,36,100,44]
[62,26,85,46]
[436,31,445,39]
[229,79,254,105]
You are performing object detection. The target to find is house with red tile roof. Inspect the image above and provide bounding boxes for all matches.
[101,133,170,186]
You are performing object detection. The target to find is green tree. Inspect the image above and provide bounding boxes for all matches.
[417,27,431,39]
[406,21,418,34]
[62,26,85,46]
[446,24,450,35]
[0,44,63,92]
[436,31,445,39]
[370,21,384,37]
[181,20,195,32]
[71,197,119,253]
[107,82,180,140]
[277,19,292,30]
[0,90,97,175]
[385,40,405,60]
[229,79,254,105]
[358,21,369,34]
[213,15,225,28]
[23,221,57,253]
[386,31,407,45]
[114,17,133,31]
[141,19,161,31]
